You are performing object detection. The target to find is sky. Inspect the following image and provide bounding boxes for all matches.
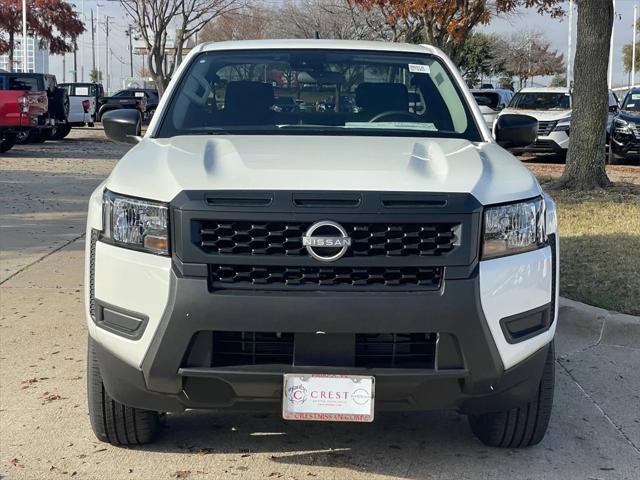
[49,0,640,93]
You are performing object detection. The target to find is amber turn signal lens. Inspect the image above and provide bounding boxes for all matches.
[144,235,168,253]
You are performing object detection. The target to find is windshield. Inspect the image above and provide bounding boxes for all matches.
[157,49,481,140]
[509,92,571,110]
[622,91,640,112]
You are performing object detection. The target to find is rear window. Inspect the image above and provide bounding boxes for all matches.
[472,92,500,109]
[6,76,40,91]
[156,49,481,141]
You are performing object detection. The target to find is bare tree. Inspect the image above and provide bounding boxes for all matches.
[559,0,613,189]
[492,31,564,88]
[199,5,277,42]
[275,0,392,41]
[121,0,245,95]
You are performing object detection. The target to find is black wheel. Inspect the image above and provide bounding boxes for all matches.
[52,124,71,140]
[468,341,555,448]
[87,337,161,446]
[50,88,70,121]
[15,129,32,144]
[608,141,624,165]
[0,132,17,153]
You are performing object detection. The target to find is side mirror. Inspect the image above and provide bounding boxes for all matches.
[494,114,538,149]
[102,109,142,144]
[609,104,619,113]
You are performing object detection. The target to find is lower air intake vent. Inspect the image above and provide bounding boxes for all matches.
[355,333,437,368]
[212,331,294,367]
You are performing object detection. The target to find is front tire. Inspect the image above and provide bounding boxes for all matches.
[608,141,624,165]
[468,341,555,448]
[52,124,71,140]
[0,132,17,153]
[87,337,161,446]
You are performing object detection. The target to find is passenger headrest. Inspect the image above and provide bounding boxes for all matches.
[355,83,409,113]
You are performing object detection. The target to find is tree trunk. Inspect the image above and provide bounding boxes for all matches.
[559,0,613,190]
[8,31,14,72]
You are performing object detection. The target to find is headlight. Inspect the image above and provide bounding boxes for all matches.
[613,118,631,134]
[482,197,546,260]
[102,190,169,255]
[553,117,571,132]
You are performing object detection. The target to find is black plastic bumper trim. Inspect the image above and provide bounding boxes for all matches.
[500,303,552,344]
[93,300,148,340]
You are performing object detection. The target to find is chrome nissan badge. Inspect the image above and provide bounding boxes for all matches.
[303,220,351,262]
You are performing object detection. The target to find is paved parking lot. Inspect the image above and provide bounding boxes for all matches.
[1,130,639,479]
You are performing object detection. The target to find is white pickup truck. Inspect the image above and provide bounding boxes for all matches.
[59,82,103,134]
[87,39,558,449]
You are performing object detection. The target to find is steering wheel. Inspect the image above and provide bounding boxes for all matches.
[183,72,212,107]
[369,110,417,122]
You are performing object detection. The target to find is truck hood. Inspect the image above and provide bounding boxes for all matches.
[105,135,541,206]
[500,108,571,122]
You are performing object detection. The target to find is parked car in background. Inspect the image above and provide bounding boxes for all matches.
[97,90,147,122]
[498,87,619,160]
[609,87,640,164]
[0,72,69,144]
[498,87,572,158]
[110,88,159,120]
[0,86,47,153]
[471,89,514,129]
[60,82,104,133]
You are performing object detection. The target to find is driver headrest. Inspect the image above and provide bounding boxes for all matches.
[224,81,274,113]
[355,83,408,113]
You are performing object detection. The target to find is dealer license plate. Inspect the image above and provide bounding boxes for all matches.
[282,374,375,422]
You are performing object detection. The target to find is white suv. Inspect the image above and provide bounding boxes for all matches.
[87,40,558,449]
[498,87,571,157]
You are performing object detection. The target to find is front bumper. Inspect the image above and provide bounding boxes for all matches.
[610,131,640,157]
[511,131,569,154]
[88,240,556,415]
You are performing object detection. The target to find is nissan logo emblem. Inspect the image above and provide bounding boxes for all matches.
[302,220,351,262]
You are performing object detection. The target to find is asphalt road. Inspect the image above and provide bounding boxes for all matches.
[1,130,639,479]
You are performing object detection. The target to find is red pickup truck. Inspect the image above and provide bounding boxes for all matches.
[1,73,69,152]
[0,89,47,153]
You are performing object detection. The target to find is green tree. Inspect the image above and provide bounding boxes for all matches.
[89,68,102,83]
[622,21,639,74]
[549,73,567,87]
[459,33,496,87]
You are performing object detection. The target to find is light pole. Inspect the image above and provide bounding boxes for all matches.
[632,4,638,88]
[22,0,27,73]
[567,0,574,88]
[609,0,616,88]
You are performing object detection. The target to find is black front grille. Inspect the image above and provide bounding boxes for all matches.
[537,120,557,136]
[206,331,437,368]
[196,220,458,257]
[209,265,443,290]
[212,331,294,366]
[355,333,437,368]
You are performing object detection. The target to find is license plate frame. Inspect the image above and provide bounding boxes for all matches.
[282,374,375,422]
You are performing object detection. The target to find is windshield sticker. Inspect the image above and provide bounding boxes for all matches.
[408,64,430,74]
[345,122,437,131]
[627,103,636,108]
[632,94,640,100]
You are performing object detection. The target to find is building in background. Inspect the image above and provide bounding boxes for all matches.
[0,37,49,73]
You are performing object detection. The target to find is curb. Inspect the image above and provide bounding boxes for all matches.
[558,297,640,348]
